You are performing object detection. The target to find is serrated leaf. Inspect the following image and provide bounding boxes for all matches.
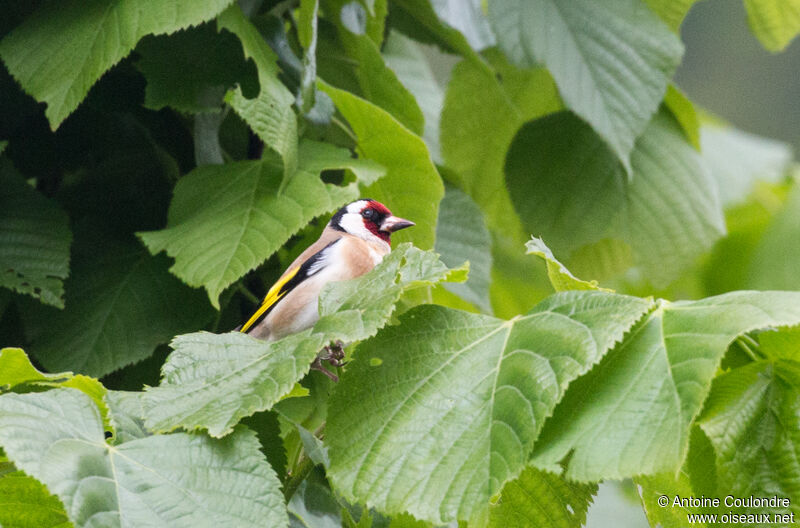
[0,162,71,308]
[526,237,608,293]
[384,31,444,163]
[644,0,699,30]
[489,466,596,528]
[219,5,298,175]
[434,185,492,312]
[137,24,255,114]
[140,245,460,437]
[0,0,234,128]
[489,0,683,171]
[533,291,800,482]
[744,0,800,51]
[28,228,213,377]
[105,390,151,444]
[298,0,319,115]
[0,389,287,528]
[506,109,725,286]
[698,360,800,518]
[700,124,792,206]
[320,82,443,250]
[0,471,72,528]
[326,291,651,523]
[0,348,108,427]
[139,141,378,307]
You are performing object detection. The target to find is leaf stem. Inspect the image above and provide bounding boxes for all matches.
[283,455,315,501]
[331,116,359,144]
[736,336,762,363]
[237,283,261,304]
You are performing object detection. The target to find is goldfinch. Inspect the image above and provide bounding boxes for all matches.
[239,198,414,342]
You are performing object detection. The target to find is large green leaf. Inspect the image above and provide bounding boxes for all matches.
[0,389,287,528]
[140,245,463,437]
[744,0,800,51]
[434,185,492,312]
[700,124,792,206]
[383,31,444,163]
[326,291,651,523]
[218,5,298,174]
[0,162,71,308]
[489,466,596,528]
[28,228,213,378]
[489,0,683,171]
[506,109,725,286]
[698,359,800,518]
[320,82,443,250]
[138,141,381,307]
[533,291,800,482]
[0,470,72,528]
[136,23,255,114]
[0,0,234,128]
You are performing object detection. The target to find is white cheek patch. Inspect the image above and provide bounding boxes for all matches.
[339,213,366,237]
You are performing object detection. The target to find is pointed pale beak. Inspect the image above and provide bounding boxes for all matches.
[381,216,415,233]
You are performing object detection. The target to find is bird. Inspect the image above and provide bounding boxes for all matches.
[238,198,414,377]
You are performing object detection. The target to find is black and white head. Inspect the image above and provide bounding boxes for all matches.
[329,199,414,246]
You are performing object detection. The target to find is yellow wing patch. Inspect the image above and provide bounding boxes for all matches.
[240,266,301,333]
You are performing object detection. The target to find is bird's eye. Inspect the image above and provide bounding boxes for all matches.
[362,208,374,219]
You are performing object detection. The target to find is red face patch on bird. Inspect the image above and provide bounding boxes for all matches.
[360,200,393,243]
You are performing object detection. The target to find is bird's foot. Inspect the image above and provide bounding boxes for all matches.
[310,357,339,382]
[311,340,347,381]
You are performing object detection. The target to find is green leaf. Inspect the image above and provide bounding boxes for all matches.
[139,141,378,307]
[297,0,319,115]
[429,0,495,50]
[0,471,72,528]
[700,123,792,207]
[136,24,255,114]
[489,0,683,171]
[506,109,725,286]
[637,468,708,528]
[141,244,460,437]
[0,0,234,128]
[142,331,324,437]
[218,5,299,175]
[440,50,560,315]
[323,1,425,135]
[0,141,7,155]
[326,291,651,523]
[383,31,444,163]
[434,185,492,312]
[698,360,800,518]
[489,466,596,528]
[525,237,609,292]
[664,84,700,149]
[0,348,108,426]
[744,0,800,51]
[0,389,287,528]
[644,0,699,30]
[320,82,443,250]
[533,291,800,482]
[28,227,213,378]
[105,390,151,444]
[442,50,560,232]
[749,183,800,290]
[0,162,71,308]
